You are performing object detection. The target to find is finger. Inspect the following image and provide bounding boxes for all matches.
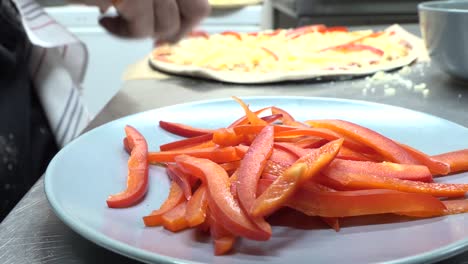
[152,0,181,41]
[169,0,210,42]
[100,0,154,38]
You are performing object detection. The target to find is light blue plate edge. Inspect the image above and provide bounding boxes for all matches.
[44,95,468,264]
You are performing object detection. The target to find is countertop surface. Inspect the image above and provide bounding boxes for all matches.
[1,24,468,264]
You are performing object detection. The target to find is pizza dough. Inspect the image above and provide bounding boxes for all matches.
[149,25,419,84]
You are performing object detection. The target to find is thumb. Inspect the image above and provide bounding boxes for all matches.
[99,16,131,38]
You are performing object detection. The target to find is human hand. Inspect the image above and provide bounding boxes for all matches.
[73,0,210,42]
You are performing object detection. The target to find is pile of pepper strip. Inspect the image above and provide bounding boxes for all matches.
[107,97,468,255]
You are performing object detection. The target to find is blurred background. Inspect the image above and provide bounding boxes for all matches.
[36,0,426,118]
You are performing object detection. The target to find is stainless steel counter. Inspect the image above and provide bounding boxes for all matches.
[1,24,468,264]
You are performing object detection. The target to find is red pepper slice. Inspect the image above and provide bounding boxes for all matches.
[185,185,208,227]
[221,31,242,40]
[320,26,348,33]
[236,126,274,233]
[443,199,468,215]
[212,128,249,147]
[143,181,185,226]
[161,201,189,232]
[166,164,194,200]
[232,96,268,126]
[288,188,446,218]
[148,146,242,163]
[208,213,236,255]
[107,125,149,208]
[324,159,434,182]
[227,107,271,128]
[307,119,419,164]
[261,47,279,61]
[233,124,296,135]
[159,133,214,151]
[432,149,468,173]
[271,106,308,127]
[188,30,209,39]
[399,143,450,175]
[336,146,376,161]
[264,29,282,36]
[319,167,468,197]
[159,120,214,138]
[320,43,384,56]
[175,155,271,240]
[286,24,327,39]
[275,127,374,154]
[251,139,343,217]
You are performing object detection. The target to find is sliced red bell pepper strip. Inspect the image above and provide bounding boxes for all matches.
[442,199,468,215]
[274,142,310,158]
[324,159,434,183]
[188,30,209,39]
[148,146,242,163]
[271,106,308,127]
[349,31,385,44]
[319,167,468,197]
[288,188,446,218]
[159,120,214,138]
[107,125,149,208]
[227,107,271,128]
[399,143,450,175]
[214,236,236,256]
[261,47,279,61]
[185,185,208,227]
[251,139,343,217]
[264,29,282,36]
[336,146,376,161]
[306,119,420,164]
[212,128,248,147]
[286,24,326,39]
[159,133,214,151]
[293,136,328,149]
[232,96,268,126]
[233,124,296,135]
[219,160,241,173]
[175,155,271,241]
[166,164,194,200]
[320,217,340,232]
[143,181,185,226]
[123,137,132,154]
[221,31,242,40]
[161,201,189,232]
[208,213,236,255]
[320,44,384,56]
[275,127,374,154]
[236,126,274,233]
[320,26,348,33]
[260,114,283,124]
[263,160,290,177]
[432,149,468,173]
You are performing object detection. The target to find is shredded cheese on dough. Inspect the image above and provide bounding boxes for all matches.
[153,27,413,73]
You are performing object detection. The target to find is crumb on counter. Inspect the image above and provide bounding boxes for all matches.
[398,66,412,75]
[384,87,396,97]
[414,83,427,92]
[422,89,430,98]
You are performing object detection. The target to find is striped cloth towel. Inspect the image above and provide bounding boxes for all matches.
[13,0,91,147]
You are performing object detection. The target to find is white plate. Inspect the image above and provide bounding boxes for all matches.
[45,96,468,264]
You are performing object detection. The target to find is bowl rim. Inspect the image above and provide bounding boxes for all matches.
[419,0,468,13]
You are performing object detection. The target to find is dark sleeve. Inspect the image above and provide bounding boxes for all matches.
[0,1,58,221]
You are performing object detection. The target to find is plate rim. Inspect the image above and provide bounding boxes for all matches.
[45,95,468,264]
